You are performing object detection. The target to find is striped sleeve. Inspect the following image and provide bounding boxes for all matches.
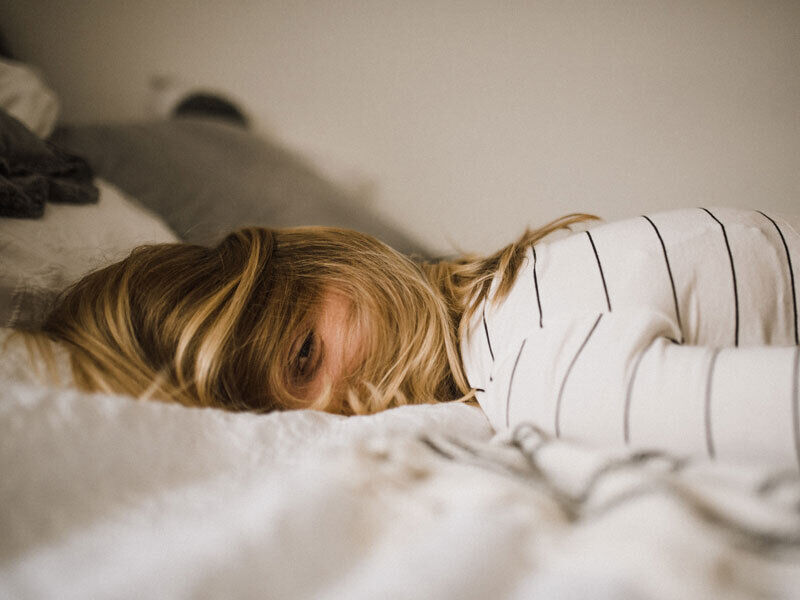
[495,310,800,469]
[626,339,799,468]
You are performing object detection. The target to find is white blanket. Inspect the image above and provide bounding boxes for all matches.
[2,379,799,599]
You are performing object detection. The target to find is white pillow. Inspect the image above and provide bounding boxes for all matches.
[0,179,178,329]
[0,58,59,138]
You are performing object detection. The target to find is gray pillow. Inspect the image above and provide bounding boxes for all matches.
[52,118,430,257]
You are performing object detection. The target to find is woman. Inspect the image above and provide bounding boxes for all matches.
[30,214,585,414]
[31,208,800,464]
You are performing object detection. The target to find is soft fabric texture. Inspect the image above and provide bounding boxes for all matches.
[52,118,431,256]
[462,207,800,468]
[1,377,798,599]
[0,58,59,138]
[0,179,177,328]
[0,328,72,387]
[0,109,97,218]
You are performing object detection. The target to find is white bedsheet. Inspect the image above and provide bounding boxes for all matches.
[1,380,799,599]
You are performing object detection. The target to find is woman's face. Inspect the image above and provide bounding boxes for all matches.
[287,289,364,409]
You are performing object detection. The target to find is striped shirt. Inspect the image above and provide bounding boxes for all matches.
[460,207,800,468]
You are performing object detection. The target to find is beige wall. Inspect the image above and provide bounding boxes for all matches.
[3,0,798,253]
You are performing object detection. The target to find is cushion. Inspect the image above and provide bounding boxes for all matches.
[52,118,431,257]
[0,179,178,329]
[0,58,59,138]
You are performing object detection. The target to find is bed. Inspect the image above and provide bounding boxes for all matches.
[2,58,799,600]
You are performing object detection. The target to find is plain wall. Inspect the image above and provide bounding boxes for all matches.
[2,0,798,254]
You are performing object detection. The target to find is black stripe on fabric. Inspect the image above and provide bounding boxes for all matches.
[704,348,721,459]
[793,347,800,472]
[757,211,798,346]
[555,314,603,438]
[623,345,649,446]
[531,245,543,328]
[586,231,612,312]
[701,208,740,347]
[505,339,527,428]
[482,304,495,362]
[642,215,684,344]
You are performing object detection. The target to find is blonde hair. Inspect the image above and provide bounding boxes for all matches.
[423,213,597,346]
[35,215,595,415]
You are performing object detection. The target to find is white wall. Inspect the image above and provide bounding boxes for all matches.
[3,0,798,254]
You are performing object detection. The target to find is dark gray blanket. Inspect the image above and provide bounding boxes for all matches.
[0,110,97,218]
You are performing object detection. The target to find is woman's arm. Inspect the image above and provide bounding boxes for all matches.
[482,310,799,468]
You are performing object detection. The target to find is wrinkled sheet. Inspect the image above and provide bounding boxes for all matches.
[1,381,799,599]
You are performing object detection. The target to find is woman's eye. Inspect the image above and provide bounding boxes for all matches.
[295,332,316,376]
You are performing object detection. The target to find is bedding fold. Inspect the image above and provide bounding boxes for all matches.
[1,378,799,599]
